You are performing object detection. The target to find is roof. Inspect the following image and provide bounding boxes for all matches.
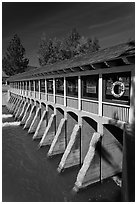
[2,71,9,78]
[9,41,135,82]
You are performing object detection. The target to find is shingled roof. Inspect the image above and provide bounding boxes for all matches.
[9,41,135,82]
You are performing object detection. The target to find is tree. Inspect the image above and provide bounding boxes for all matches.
[3,34,29,76]
[38,28,100,66]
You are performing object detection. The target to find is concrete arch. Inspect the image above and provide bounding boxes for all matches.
[48,104,54,111]
[41,102,46,110]
[103,124,123,146]
[47,104,54,121]
[81,113,99,124]
[35,100,40,109]
[101,123,123,180]
[66,111,78,144]
[81,116,98,162]
[56,107,64,131]
[55,104,65,112]
[31,99,34,104]
[36,100,40,105]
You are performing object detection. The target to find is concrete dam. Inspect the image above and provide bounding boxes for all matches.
[6,42,135,193]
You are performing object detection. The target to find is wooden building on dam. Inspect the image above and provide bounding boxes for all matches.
[6,41,135,191]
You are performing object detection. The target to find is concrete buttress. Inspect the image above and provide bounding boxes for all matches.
[48,118,66,157]
[73,132,101,191]
[21,103,31,125]
[39,113,56,147]
[24,105,36,129]
[57,124,80,172]
[28,107,41,133]
[33,110,47,140]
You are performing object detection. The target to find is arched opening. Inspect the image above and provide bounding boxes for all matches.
[81,116,97,162]
[47,105,54,121]
[101,124,123,180]
[56,108,64,130]
[67,111,78,144]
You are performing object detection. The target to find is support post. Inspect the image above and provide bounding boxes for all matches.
[34,80,35,98]
[45,79,47,101]
[48,118,66,157]
[39,80,41,100]
[57,124,80,172]
[64,77,66,106]
[78,76,81,111]
[39,113,56,147]
[53,78,56,104]
[98,73,103,134]
[73,132,101,192]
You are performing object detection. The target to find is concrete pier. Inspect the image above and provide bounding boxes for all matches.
[33,110,47,139]
[39,113,56,146]
[28,107,41,133]
[24,105,36,129]
[48,118,66,157]
[57,124,80,172]
[15,99,25,119]
[21,103,31,125]
[73,132,101,191]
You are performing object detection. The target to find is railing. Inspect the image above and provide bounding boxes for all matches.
[30,91,35,98]
[40,92,46,101]
[35,91,39,99]
[81,98,98,114]
[47,93,54,102]
[56,94,64,105]
[9,88,130,122]
[66,96,78,109]
[102,102,130,122]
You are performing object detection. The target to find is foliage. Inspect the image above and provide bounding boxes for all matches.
[38,28,100,66]
[2,34,29,76]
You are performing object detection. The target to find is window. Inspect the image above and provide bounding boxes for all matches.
[40,79,45,93]
[55,78,64,95]
[66,77,78,97]
[47,79,53,94]
[35,80,39,92]
[30,81,34,91]
[27,81,29,90]
[103,72,131,105]
[82,75,98,100]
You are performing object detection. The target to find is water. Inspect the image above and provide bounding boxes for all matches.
[2,106,121,202]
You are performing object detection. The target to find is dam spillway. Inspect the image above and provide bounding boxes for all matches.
[5,42,135,198]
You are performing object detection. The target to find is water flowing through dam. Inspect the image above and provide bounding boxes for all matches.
[2,106,121,202]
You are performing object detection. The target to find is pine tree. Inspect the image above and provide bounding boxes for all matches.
[38,28,100,66]
[3,34,29,76]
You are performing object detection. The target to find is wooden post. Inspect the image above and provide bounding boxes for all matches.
[26,81,27,96]
[22,82,24,95]
[20,82,21,95]
[53,78,56,104]
[39,80,41,100]
[78,76,81,111]
[129,70,135,124]
[34,80,35,98]
[98,73,103,134]
[29,81,31,97]
[45,79,47,101]
[64,77,66,106]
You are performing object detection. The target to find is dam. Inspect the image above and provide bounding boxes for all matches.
[6,41,135,194]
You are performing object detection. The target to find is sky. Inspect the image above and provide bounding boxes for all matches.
[2,2,135,67]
